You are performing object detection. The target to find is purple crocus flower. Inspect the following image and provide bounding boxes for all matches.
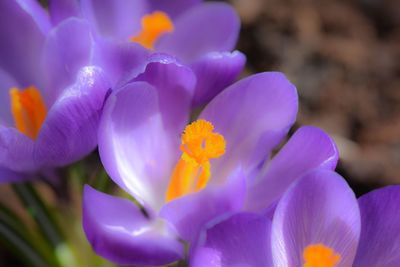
[191,169,400,267]
[83,56,339,266]
[0,1,110,181]
[49,0,246,106]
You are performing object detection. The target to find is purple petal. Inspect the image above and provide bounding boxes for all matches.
[15,0,51,33]
[191,212,273,267]
[246,126,339,212]
[0,126,36,172]
[99,82,178,212]
[159,168,246,243]
[133,54,196,134]
[48,0,81,25]
[80,0,149,40]
[200,72,298,183]
[98,57,195,212]
[148,0,202,18]
[271,170,360,267]
[353,186,400,267]
[35,66,110,167]
[156,2,240,63]
[83,185,183,266]
[42,18,92,105]
[92,40,149,86]
[191,51,246,107]
[0,167,31,183]
[0,69,18,127]
[0,0,48,87]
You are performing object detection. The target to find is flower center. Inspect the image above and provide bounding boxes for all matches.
[131,11,174,49]
[165,120,226,202]
[9,86,47,140]
[303,244,341,267]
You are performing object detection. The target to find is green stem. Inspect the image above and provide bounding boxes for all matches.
[11,183,80,267]
[0,205,56,267]
[12,183,63,247]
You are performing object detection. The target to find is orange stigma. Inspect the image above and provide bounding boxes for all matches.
[303,244,341,267]
[131,11,174,49]
[9,86,47,139]
[165,120,226,202]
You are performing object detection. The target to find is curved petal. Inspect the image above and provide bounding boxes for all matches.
[42,18,92,105]
[0,126,36,172]
[49,0,81,25]
[148,0,202,18]
[80,0,149,40]
[0,167,31,183]
[0,69,18,126]
[191,51,246,107]
[98,56,195,212]
[0,0,48,87]
[271,170,360,267]
[353,186,400,267]
[98,82,178,212]
[15,0,51,33]
[246,126,339,212]
[83,185,183,266]
[159,168,246,243]
[156,2,240,63]
[191,212,273,267]
[35,66,110,167]
[200,72,298,183]
[92,39,149,86]
[132,53,196,134]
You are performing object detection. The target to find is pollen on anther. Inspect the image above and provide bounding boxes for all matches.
[180,119,226,164]
[165,119,226,202]
[9,86,47,140]
[131,11,174,49]
[303,244,341,267]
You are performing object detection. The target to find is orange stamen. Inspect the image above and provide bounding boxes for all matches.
[303,244,341,267]
[165,120,225,202]
[131,11,174,49]
[9,86,47,139]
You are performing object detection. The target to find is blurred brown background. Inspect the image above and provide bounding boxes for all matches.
[227,0,400,195]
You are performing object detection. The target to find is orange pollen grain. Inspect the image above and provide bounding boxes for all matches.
[303,244,341,267]
[130,11,174,49]
[9,86,47,140]
[165,120,226,202]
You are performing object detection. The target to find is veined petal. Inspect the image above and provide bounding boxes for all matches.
[49,0,81,25]
[156,2,240,63]
[42,18,92,105]
[246,126,339,212]
[353,186,400,267]
[191,51,246,107]
[35,66,110,167]
[83,185,183,266]
[148,0,202,18]
[0,126,36,172]
[92,39,149,86]
[0,0,48,87]
[200,72,298,183]
[98,82,178,212]
[159,168,246,243]
[271,170,360,267]
[0,69,18,127]
[80,0,149,40]
[191,212,273,267]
